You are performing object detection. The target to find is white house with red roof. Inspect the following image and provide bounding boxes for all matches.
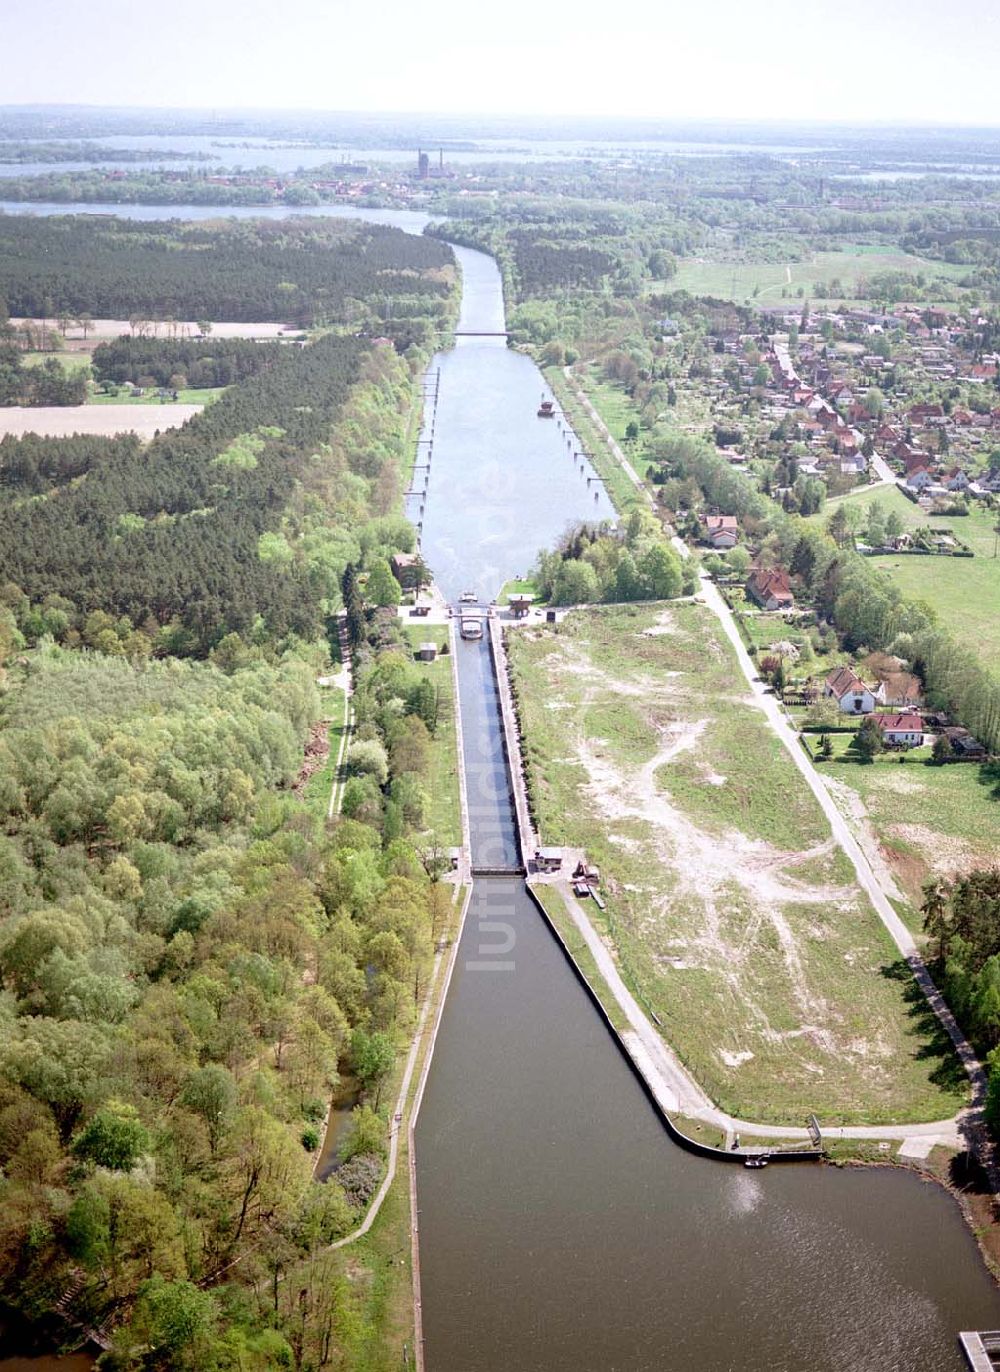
[824,666,877,714]
[746,567,794,611]
[703,514,739,549]
[875,713,925,749]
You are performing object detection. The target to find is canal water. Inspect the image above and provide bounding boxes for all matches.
[2,197,999,1369]
[404,246,614,600]
[408,241,1000,1369]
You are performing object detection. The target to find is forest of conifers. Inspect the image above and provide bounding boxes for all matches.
[1,335,370,650]
[0,215,453,324]
[0,217,455,653]
[0,214,460,1368]
[90,336,284,389]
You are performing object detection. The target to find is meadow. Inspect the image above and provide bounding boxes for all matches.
[811,736,1000,910]
[508,601,968,1124]
[808,490,1000,673]
[671,245,970,306]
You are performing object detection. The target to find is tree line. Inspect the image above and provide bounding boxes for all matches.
[0,328,451,659]
[533,506,689,605]
[0,345,88,407]
[91,336,285,390]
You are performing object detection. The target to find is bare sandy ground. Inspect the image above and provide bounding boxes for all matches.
[12,318,292,343]
[13,319,292,342]
[0,405,202,439]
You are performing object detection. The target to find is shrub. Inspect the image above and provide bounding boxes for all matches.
[335,1152,382,1209]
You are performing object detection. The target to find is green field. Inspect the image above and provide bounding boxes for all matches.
[544,366,644,512]
[812,736,1000,908]
[89,385,224,406]
[302,685,349,820]
[21,349,92,374]
[811,482,926,532]
[870,506,1000,672]
[508,601,967,1124]
[498,576,543,605]
[809,492,1000,674]
[672,245,970,306]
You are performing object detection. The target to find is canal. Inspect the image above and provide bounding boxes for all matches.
[409,242,1000,1369]
[2,197,999,1370]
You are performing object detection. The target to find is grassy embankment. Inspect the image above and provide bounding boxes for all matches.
[531,883,629,1033]
[327,881,469,1371]
[398,624,462,848]
[810,735,1000,908]
[508,601,969,1126]
[544,365,644,512]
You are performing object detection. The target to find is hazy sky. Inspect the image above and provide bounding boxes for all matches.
[4,0,1000,125]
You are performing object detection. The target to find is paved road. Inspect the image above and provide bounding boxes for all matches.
[694,572,983,1101]
[870,448,896,483]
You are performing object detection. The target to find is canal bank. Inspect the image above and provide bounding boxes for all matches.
[407,232,1000,1371]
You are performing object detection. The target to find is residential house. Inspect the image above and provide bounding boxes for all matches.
[704,514,739,549]
[824,666,877,715]
[828,381,856,407]
[876,672,923,709]
[908,402,944,425]
[746,567,794,611]
[876,713,925,749]
[905,467,934,492]
[944,467,971,492]
[902,450,935,474]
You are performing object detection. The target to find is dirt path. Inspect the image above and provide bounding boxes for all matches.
[571,684,856,1051]
[688,568,985,1109]
[822,774,906,903]
[554,881,963,1147]
[545,388,986,1140]
[326,613,354,821]
[563,366,654,506]
[517,375,984,1151]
